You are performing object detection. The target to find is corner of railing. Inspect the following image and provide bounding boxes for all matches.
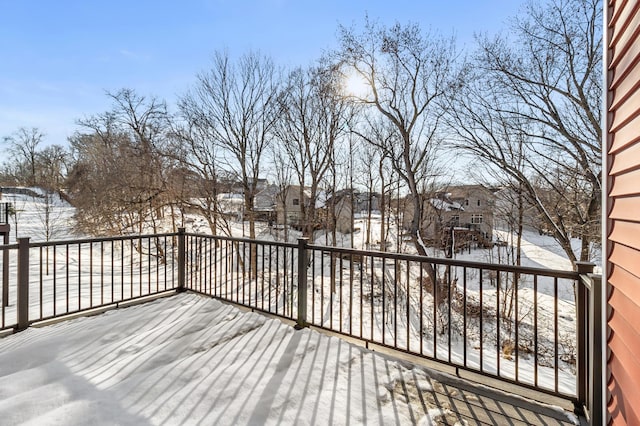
[575,261,595,276]
[295,237,309,329]
[588,273,604,426]
[573,260,603,425]
[177,227,186,292]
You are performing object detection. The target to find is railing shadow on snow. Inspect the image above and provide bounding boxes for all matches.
[0,228,602,421]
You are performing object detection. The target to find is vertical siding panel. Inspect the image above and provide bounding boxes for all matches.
[608,0,640,425]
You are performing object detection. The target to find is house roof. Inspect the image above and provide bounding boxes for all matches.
[429,198,464,212]
[447,184,495,200]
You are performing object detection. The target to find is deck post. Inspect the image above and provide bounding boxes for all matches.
[2,229,8,307]
[17,237,30,331]
[177,228,186,292]
[575,261,595,418]
[296,238,308,329]
[589,274,603,425]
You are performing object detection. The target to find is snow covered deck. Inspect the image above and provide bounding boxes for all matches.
[0,293,578,425]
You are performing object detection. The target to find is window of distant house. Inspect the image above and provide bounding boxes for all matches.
[477,199,481,206]
[451,215,459,225]
[471,214,483,224]
[292,198,299,206]
[465,199,469,206]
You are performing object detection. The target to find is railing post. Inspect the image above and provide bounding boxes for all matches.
[575,261,595,418]
[17,237,30,331]
[2,231,8,307]
[590,274,603,426]
[296,238,308,329]
[177,228,186,292]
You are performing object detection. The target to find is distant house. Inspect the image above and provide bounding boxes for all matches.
[445,185,495,242]
[274,185,328,231]
[253,184,278,222]
[400,193,461,243]
[216,193,244,219]
[329,189,381,234]
[275,185,309,229]
[401,185,495,247]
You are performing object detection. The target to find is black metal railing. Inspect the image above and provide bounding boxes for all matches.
[0,203,10,224]
[0,233,179,331]
[0,229,602,420]
[181,233,601,416]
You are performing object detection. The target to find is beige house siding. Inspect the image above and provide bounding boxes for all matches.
[275,186,305,226]
[399,186,494,245]
[447,185,495,241]
[334,197,353,234]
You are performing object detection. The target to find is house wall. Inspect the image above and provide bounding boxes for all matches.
[606,1,640,424]
[334,198,353,234]
[400,196,440,241]
[448,186,495,240]
[275,186,304,225]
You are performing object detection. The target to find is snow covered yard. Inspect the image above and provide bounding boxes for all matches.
[0,293,578,425]
[0,191,589,424]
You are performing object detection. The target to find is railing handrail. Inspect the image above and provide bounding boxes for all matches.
[306,241,581,279]
[26,232,180,248]
[0,229,587,281]
[184,231,580,279]
[185,232,298,249]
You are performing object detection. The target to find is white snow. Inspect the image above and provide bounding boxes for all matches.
[1,190,77,243]
[0,293,449,425]
[0,190,590,424]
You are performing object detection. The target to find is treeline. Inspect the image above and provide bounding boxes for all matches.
[0,0,601,263]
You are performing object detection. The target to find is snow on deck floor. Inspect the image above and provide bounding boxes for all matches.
[0,293,461,425]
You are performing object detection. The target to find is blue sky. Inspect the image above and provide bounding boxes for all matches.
[0,1,525,146]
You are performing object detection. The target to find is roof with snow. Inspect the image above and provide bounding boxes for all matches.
[429,198,464,212]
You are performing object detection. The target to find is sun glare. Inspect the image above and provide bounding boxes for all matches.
[343,71,370,99]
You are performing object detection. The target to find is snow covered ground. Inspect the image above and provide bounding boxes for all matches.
[1,190,77,243]
[0,293,481,426]
[0,191,596,417]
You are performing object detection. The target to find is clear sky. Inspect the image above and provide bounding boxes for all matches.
[0,0,526,147]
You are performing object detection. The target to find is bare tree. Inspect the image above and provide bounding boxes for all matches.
[181,51,281,243]
[69,89,172,235]
[36,145,69,191]
[168,113,234,237]
[452,0,601,263]
[36,190,68,274]
[336,18,463,257]
[3,127,45,186]
[179,51,281,278]
[270,142,293,241]
[1,129,70,192]
[274,63,353,242]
